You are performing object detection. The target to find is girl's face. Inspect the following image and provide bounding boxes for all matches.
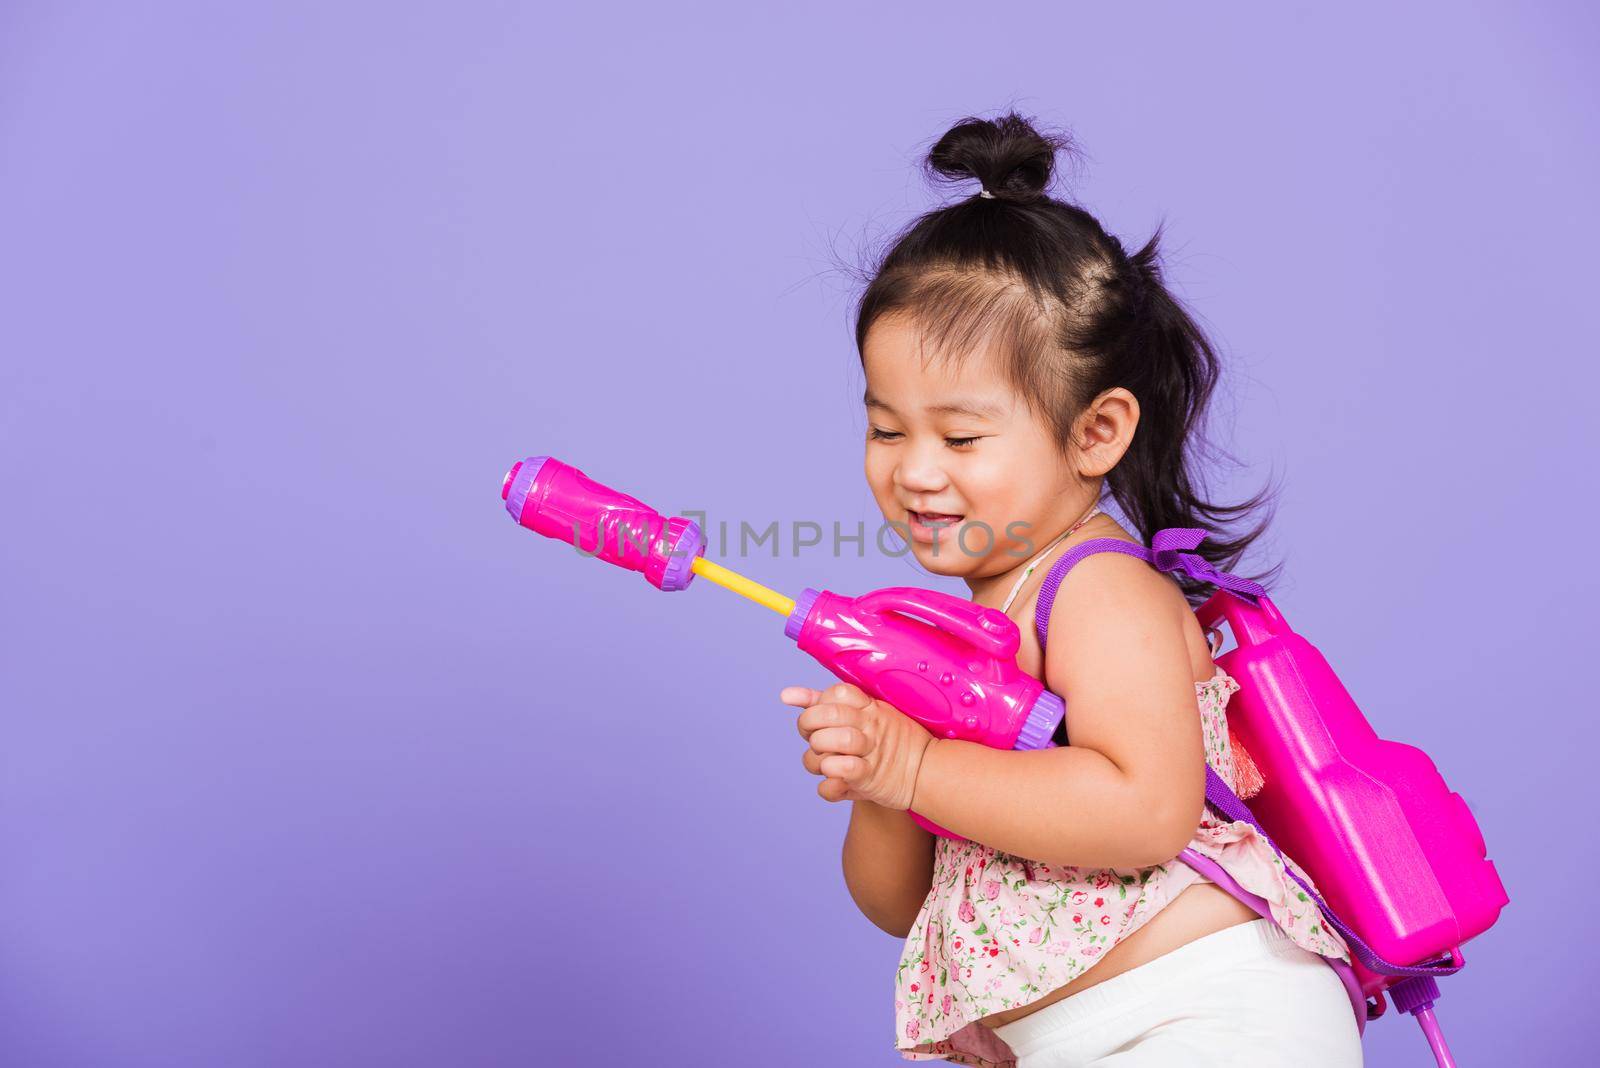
[862,313,1094,590]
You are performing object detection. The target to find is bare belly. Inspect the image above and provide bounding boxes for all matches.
[977,881,1258,1030]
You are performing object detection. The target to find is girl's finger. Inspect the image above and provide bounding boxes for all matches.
[819,682,873,708]
[796,701,859,739]
[801,748,824,776]
[787,689,826,741]
[808,724,870,757]
[818,753,863,780]
[817,777,851,803]
[779,686,821,708]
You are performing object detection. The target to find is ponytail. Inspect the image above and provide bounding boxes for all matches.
[1103,230,1283,603]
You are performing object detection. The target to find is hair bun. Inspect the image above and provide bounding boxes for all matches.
[926,112,1066,203]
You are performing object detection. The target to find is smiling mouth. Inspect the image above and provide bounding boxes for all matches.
[907,511,966,541]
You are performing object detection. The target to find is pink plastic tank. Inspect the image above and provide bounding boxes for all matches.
[1032,529,1506,1063]
[783,586,1064,837]
[1194,589,1509,998]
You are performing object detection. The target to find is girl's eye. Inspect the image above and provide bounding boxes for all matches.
[868,427,980,449]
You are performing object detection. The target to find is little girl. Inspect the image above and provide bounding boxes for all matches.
[779,114,1362,1067]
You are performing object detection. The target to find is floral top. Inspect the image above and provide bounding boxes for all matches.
[893,668,1349,1066]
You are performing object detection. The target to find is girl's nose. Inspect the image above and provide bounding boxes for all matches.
[895,443,950,495]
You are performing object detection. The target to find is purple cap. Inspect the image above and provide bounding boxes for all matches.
[658,521,706,592]
[785,588,820,642]
[1015,689,1065,750]
[1388,976,1441,1015]
[502,455,549,524]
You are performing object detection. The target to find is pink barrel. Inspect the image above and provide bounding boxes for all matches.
[502,456,704,592]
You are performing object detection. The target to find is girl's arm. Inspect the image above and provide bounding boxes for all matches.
[841,799,935,938]
[909,552,1206,869]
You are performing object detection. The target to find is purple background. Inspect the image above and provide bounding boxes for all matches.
[3,3,1594,1065]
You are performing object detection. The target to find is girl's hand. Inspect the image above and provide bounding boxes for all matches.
[778,682,936,811]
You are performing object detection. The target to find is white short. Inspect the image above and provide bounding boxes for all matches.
[988,919,1363,1067]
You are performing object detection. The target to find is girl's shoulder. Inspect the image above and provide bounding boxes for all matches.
[1042,531,1185,623]
[1035,532,1200,693]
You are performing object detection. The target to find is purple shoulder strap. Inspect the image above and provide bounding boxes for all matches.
[1033,526,1462,992]
[1034,526,1264,650]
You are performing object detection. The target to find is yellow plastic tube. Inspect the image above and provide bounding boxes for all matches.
[690,557,794,617]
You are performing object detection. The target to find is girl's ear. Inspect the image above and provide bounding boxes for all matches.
[1072,388,1139,478]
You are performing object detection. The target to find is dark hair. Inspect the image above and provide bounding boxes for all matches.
[853,112,1281,605]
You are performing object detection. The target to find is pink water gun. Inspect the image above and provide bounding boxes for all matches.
[500,454,1064,836]
[503,454,1508,1067]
